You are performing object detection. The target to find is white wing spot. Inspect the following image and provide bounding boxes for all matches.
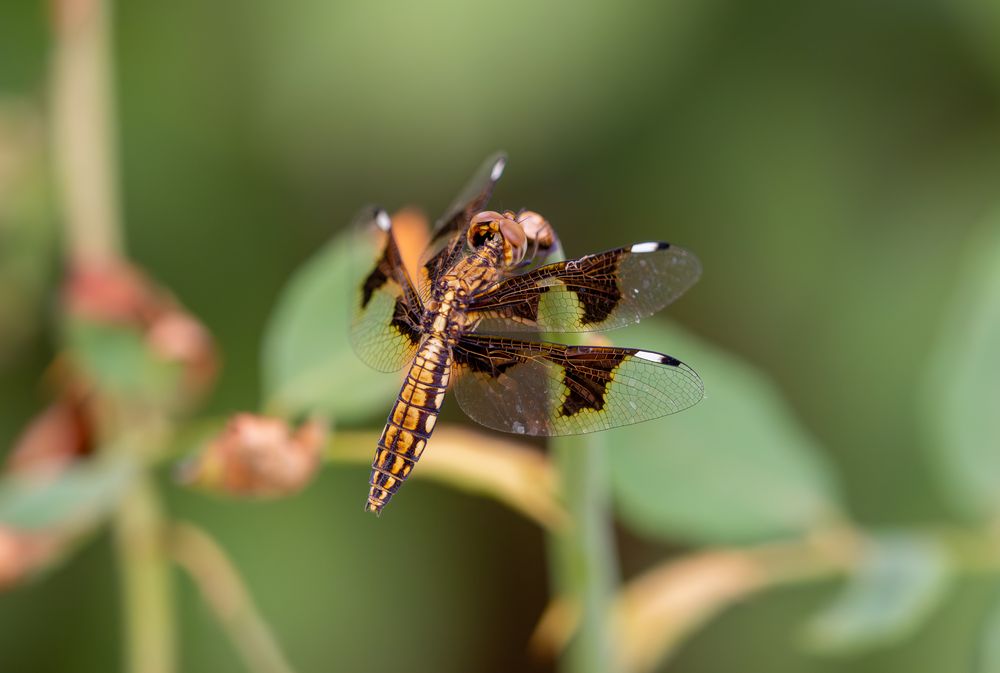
[491,157,506,181]
[375,210,392,231]
[512,421,526,434]
[634,350,665,363]
[631,242,661,254]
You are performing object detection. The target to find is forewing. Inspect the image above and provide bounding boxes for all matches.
[419,152,507,295]
[452,334,703,436]
[466,242,701,333]
[350,207,425,372]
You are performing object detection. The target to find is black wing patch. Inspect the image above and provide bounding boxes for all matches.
[419,152,507,295]
[350,207,425,372]
[466,242,701,333]
[452,334,703,436]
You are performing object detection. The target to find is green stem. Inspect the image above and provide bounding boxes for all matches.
[50,0,173,670]
[50,0,124,264]
[170,522,297,673]
[547,433,621,673]
[113,473,175,673]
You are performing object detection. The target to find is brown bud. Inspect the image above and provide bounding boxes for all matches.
[0,527,64,590]
[180,414,326,498]
[62,260,218,400]
[146,310,218,398]
[62,261,154,326]
[6,398,92,476]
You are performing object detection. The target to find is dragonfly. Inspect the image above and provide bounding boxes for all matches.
[350,153,704,514]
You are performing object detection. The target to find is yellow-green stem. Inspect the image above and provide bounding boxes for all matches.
[170,522,297,673]
[548,433,621,673]
[113,474,175,673]
[50,1,173,671]
[50,0,124,264]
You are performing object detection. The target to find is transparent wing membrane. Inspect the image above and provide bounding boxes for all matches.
[349,207,425,372]
[419,152,507,297]
[452,334,703,436]
[467,242,701,333]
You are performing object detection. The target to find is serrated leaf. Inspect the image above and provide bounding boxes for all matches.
[261,228,401,422]
[608,320,843,544]
[0,455,136,530]
[803,532,951,654]
[924,214,1000,520]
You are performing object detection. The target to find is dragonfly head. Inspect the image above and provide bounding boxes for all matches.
[467,210,528,267]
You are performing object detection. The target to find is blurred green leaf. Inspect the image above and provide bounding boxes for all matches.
[68,320,183,405]
[923,214,1000,520]
[977,585,1000,673]
[954,0,1000,91]
[608,320,843,544]
[0,101,55,366]
[803,532,951,654]
[0,455,136,530]
[261,230,399,422]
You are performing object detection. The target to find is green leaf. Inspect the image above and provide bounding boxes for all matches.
[977,585,1000,673]
[261,229,400,422]
[608,320,843,544]
[0,455,136,530]
[802,532,952,654]
[67,320,183,405]
[923,214,1000,520]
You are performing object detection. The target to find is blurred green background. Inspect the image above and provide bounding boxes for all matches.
[2,0,1000,671]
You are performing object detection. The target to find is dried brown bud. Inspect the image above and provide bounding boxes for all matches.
[62,261,154,326]
[180,414,326,498]
[146,310,218,398]
[62,260,218,400]
[0,527,64,590]
[5,398,93,476]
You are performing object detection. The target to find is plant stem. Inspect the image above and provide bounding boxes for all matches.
[547,433,621,673]
[170,522,298,673]
[50,0,124,264]
[113,473,175,673]
[50,1,174,671]
[323,427,568,531]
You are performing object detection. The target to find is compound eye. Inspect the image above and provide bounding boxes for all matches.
[466,211,503,248]
[497,218,527,266]
[470,211,500,227]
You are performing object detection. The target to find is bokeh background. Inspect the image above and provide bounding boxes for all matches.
[2,1,1000,672]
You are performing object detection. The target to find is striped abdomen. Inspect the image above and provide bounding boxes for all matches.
[365,336,452,513]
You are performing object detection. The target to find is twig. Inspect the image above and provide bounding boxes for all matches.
[50,0,124,264]
[611,526,861,672]
[169,522,298,673]
[113,474,176,673]
[547,431,621,673]
[326,427,568,530]
[49,2,174,672]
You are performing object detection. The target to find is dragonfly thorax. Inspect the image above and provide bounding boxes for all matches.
[425,247,501,342]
